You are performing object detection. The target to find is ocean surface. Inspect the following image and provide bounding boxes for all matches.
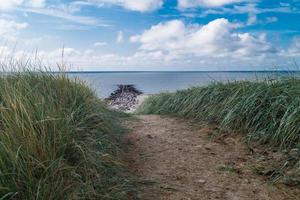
[67,71,296,97]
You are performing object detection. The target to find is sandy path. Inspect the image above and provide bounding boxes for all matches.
[125,115,299,200]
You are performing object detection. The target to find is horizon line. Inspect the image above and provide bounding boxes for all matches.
[53,70,300,73]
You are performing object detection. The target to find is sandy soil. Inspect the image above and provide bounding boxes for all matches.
[124,115,300,200]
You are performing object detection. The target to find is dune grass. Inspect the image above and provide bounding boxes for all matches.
[0,72,134,199]
[138,77,300,179]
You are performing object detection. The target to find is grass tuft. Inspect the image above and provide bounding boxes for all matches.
[0,72,135,199]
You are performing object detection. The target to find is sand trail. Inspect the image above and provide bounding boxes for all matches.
[125,115,300,200]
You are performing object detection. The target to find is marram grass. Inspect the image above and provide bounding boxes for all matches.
[0,72,134,200]
[138,77,300,178]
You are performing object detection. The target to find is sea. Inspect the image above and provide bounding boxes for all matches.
[67,71,297,97]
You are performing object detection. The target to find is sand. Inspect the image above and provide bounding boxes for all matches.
[124,115,300,200]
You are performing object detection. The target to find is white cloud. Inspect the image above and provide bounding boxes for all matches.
[88,0,163,12]
[1,1,111,28]
[0,0,23,10]
[0,0,45,11]
[280,37,300,57]
[189,3,295,18]
[130,20,185,48]
[178,0,246,8]
[22,7,110,27]
[0,18,28,36]
[247,14,257,25]
[0,36,295,71]
[130,18,272,58]
[94,42,107,47]
[246,15,278,26]
[265,16,278,23]
[116,31,124,43]
[27,0,45,8]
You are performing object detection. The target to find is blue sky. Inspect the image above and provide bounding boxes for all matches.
[0,0,300,71]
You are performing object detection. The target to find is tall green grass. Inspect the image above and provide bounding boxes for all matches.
[0,72,134,199]
[138,77,300,177]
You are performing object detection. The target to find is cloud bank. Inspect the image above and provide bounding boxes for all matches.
[178,0,247,8]
[0,0,45,10]
[131,18,272,58]
[88,0,163,12]
[2,17,297,71]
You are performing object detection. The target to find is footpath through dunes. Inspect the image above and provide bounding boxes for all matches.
[124,115,300,200]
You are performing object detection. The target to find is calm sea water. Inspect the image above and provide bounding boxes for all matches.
[67,71,296,97]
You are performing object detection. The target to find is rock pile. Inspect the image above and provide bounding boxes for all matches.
[106,85,143,111]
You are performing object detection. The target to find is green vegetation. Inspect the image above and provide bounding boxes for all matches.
[0,72,134,199]
[138,77,300,178]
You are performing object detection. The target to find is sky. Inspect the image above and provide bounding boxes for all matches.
[0,0,300,71]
